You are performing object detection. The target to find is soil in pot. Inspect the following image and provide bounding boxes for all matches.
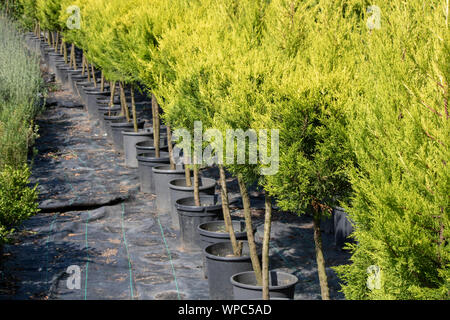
[175,195,224,252]
[230,270,298,300]
[122,129,153,168]
[168,177,216,230]
[204,241,259,300]
[152,165,190,215]
[136,151,170,194]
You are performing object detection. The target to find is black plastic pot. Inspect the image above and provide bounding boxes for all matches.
[197,220,253,251]
[67,69,83,92]
[103,113,126,141]
[110,119,145,152]
[175,195,223,251]
[71,75,89,96]
[85,89,111,119]
[48,52,64,73]
[334,206,354,249]
[152,165,189,214]
[77,81,97,104]
[168,177,216,230]
[230,271,298,300]
[98,106,121,129]
[197,219,252,279]
[55,64,71,86]
[135,138,168,154]
[204,241,258,300]
[122,129,153,168]
[137,151,170,193]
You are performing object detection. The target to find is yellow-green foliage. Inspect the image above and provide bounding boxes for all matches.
[58,0,88,47]
[26,0,449,299]
[335,0,449,300]
[36,0,63,32]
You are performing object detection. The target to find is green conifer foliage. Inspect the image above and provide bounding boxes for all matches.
[334,1,449,299]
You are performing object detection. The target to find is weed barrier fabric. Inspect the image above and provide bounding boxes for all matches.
[0,82,350,300]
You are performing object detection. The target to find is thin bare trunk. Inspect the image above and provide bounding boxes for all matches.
[86,59,91,82]
[37,22,41,40]
[262,194,272,300]
[100,71,104,92]
[167,126,176,170]
[54,32,59,52]
[91,65,97,88]
[130,84,138,132]
[185,165,192,187]
[81,53,86,75]
[151,93,160,158]
[193,163,201,206]
[219,165,242,256]
[63,41,67,64]
[313,209,330,300]
[71,43,77,70]
[119,82,130,122]
[237,175,262,285]
[108,81,116,117]
[59,36,63,55]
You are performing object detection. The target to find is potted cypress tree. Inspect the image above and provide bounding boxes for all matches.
[248,0,358,300]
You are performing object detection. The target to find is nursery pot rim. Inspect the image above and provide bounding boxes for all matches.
[152,165,190,175]
[175,195,223,213]
[230,270,298,291]
[121,129,152,137]
[85,89,110,95]
[197,220,253,239]
[203,241,255,262]
[168,177,216,192]
[110,119,145,128]
[137,151,170,163]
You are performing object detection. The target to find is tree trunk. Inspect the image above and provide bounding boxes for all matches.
[63,41,67,64]
[151,93,160,158]
[86,59,91,82]
[119,82,130,122]
[193,163,201,207]
[71,43,77,70]
[237,175,262,285]
[185,165,192,187]
[81,53,86,75]
[312,209,330,300]
[262,194,272,300]
[37,22,41,39]
[100,71,104,92]
[219,165,242,256]
[167,126,176,170]
[91,64,97,88]
[130,84,138,132]
[108,81,116,116]
[54,32,59,52]
[59,36,64,55]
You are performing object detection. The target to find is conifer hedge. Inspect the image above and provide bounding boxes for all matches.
[23,0,449,300]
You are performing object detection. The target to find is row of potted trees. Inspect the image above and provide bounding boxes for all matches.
[29,30,299,300]
[20,0,364,300]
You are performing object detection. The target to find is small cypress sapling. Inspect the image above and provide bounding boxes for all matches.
[259,0,360,299]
